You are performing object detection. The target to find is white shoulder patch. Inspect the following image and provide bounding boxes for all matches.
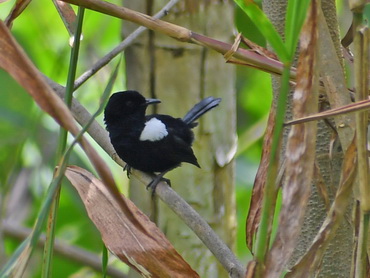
[139,118,168,142]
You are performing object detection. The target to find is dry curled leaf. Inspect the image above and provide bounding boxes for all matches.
[313,162,331,211]
[265,1,319,276]
[0,21,77,130]
[65,166,199,278]
[245,260,257,278]
[240,35,278,60]
[4,0,32,28]
[52,0,78,38]
[0,20,146,238]
[245,106,277,252]
[224,33,242,61]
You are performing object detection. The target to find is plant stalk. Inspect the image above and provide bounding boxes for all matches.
[41,7,85,278]
[254,65,291,273]
[353,7,369,278]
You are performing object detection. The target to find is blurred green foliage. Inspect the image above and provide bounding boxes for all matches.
[4,0,356,274]
[1,0,124,277]
[0,0,285,275]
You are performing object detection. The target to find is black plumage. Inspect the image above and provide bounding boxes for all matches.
[104,90,221,190]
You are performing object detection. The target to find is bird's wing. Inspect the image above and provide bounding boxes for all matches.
[169,133,200,167]
[148,115,200,167]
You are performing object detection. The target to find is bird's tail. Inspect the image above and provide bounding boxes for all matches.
[182,97,221,127]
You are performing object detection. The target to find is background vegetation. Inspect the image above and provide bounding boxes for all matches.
[0,0,365,277]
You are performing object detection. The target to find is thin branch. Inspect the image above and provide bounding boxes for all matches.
[74,0,181,90]
[285,98,370,126]
[61,0,290,78]
[3,221,127,278]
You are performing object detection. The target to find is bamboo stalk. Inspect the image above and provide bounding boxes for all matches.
[61,0,291,78]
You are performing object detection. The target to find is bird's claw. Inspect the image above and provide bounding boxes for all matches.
[163,177,171,187]
[123,164,132,179]
[147,175,171,198]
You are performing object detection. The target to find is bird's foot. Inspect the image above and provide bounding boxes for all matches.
[123,164,132,179]
[147,173,171,198]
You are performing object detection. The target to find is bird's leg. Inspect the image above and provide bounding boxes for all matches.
[147,168,175,197]
[123,164,132,179]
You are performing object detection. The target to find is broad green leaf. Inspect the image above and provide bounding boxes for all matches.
[234,0,290,63]
[285,0,311,57]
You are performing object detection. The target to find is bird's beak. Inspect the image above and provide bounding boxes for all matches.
[145,98,161,106]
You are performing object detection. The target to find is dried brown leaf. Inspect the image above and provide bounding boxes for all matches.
[52,0,78,37]
[264,1,319,277]
[0,20,113,181]
[245,260,257,278]
[0,21,145,235]
[0,21,78,136]
[245,105,276,252]
[240,35,278,60]
[317,5,355,151]
[4,0,31,28]
[225,34,279,67]
[286,137,357,278]
[224,33,242,61]
[65,166,199,278]
[313,162,330,211]
[328,127,339,160]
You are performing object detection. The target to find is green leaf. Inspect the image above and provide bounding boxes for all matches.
[42,7,86,278]
[234,0,290,63]
[254,65,291,264]
[364,3,370,25]
[285,0,311,57]
[102,244,108,278]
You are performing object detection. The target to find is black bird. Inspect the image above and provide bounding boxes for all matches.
[104,90,221,192]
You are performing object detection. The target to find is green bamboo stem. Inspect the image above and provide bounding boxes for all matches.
[254,65,291,273]
[41,7,85,278]
[353,6,369,278]
[355,212,369,278]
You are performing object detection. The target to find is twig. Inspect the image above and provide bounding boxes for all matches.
[3,221,127,278]
[61,0,289,78]
[74,0,181,89]
[285,98,370,126]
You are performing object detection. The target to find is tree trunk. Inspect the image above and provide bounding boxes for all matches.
[262,0,353,276]
[122,1,236,277]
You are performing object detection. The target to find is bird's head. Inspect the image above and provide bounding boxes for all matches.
[104,90,161,124]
